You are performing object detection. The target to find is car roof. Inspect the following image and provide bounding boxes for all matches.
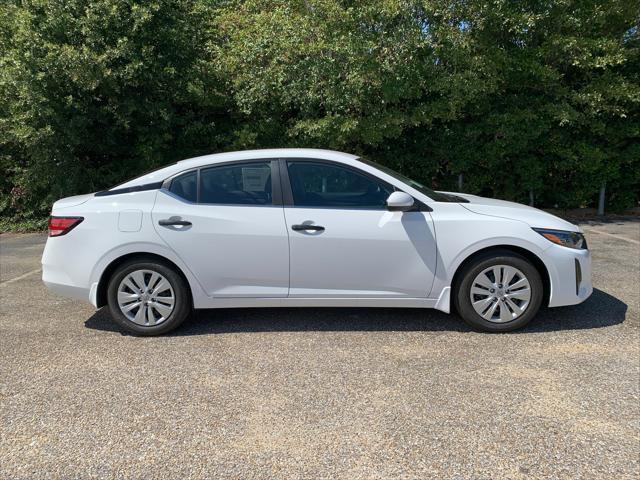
[178,148,358,166]
[115,149,359,190]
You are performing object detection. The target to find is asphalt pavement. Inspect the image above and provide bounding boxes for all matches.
[1,221,638,479]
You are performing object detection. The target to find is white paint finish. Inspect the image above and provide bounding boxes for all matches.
[43,190,209,308]
[89,281,99,306]
[152,191,289,297]
[118,210,143,232]
[543,244,593,307]
[426,202,549,294]
[285,208,437,298]
[386,191,414,210]
[51,193,94,210]
[41,148,593,317]
[451,193,579,231]
[189,296,441,309]
[424,202,592,309]
[434,287,451,313]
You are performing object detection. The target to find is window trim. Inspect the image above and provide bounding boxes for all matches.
[279,158,431,211]
[162,159,282,207]
[95,181,164,197]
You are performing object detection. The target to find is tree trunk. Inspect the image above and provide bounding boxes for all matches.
[529,190,534,207]
[598,183,606,216]
[457,174,463,191]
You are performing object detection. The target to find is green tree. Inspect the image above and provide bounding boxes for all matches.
[457,0,640,208]
[0,0,230,224]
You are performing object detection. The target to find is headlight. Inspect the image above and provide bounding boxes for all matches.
[533,228,587,250]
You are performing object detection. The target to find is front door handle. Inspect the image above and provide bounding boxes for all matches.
[291,224,325,232]
[159,218,192,227]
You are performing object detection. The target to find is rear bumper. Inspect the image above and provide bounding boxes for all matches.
[41,240,95,305]
[42,278,91,303]
[546,245,593,307]
[42,263,93,303]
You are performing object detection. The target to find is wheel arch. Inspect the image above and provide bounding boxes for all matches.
[96,252,193,308]
[450,245,551,310]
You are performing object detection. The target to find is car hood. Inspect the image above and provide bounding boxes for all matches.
[437,192,580,232]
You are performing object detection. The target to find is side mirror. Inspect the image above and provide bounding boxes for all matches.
[386,191,414,212]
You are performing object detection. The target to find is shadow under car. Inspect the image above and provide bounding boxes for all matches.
[85,288,626,337]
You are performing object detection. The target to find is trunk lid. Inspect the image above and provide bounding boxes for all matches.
[52,194,94,211]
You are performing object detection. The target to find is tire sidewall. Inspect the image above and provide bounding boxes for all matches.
[107,260,191,335]
[455,252,543,332]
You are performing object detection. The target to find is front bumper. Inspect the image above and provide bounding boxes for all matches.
[545,245,593,307]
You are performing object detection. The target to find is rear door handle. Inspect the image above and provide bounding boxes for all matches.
[291,224,325,232]
[159,218,192,227]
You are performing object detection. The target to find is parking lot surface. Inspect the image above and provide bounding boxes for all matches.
[1,221,638,479]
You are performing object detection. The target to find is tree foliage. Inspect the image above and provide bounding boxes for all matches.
[1,0,638,224]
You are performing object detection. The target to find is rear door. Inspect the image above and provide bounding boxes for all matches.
[281,159,437,298]
[152,160,289,297]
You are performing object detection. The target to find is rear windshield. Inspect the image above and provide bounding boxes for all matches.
[358,158,469,203]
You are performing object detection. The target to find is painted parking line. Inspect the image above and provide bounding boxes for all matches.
[583,228,640,245]
[0,268,41,286]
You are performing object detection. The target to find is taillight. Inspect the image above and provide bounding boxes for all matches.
[48,216,84,237]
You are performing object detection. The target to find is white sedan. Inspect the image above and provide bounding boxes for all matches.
[42,149,592,335]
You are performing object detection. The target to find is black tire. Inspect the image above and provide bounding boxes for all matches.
[454,250,543,332]
[107,258,191,336]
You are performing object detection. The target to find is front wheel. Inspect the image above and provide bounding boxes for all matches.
[454,251,543,332]
[107,258,191,335]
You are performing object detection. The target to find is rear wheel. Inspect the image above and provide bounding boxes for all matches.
[107,259,191,335]
[454,251,543,332]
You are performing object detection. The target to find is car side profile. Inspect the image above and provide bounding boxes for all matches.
[42,149,592,335]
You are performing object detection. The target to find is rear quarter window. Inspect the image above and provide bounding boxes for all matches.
[168,171,197,202]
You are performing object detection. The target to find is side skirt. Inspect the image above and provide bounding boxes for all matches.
[192,293,450,312]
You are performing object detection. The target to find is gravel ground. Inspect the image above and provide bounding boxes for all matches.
[1,221,638,479]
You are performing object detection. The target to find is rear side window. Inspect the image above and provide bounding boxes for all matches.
[200,162,272,205]
[287,161,392,209]
[168,171,197,202]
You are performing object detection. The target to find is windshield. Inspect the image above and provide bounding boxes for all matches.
[358,158,469,203]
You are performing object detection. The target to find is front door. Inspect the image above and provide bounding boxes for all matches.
[152,160,289,297]
[282,160,437,298]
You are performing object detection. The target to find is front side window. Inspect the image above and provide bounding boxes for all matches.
[287,161,392,209]
[200,162,272,205]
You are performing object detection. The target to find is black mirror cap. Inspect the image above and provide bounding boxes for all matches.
[386,201,433,212]
[386,204,414,212]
